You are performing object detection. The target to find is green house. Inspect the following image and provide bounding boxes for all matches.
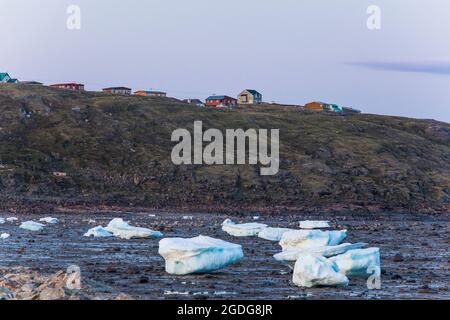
[0,72,11,83]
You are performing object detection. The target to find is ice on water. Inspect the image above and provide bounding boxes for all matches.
[105,218,163,240]
[329,248,381,277]
[222,219,268,237]
[274,243,367,261]
[159,235,244,275]
[279,229,347,251]
[258,227,294,241]
[293,254,349,288]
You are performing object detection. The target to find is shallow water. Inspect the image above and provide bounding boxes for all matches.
[0,211,448,300]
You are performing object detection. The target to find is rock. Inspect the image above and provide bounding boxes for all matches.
[159,235,244,275]
[38,287,66,300]
[293,254,349,288]
[393,253,404,262]
[222,219,268,237]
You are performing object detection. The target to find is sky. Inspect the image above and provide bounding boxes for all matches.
[1,0,449,122]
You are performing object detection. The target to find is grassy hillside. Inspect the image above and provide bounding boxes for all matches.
[0,84,449,213]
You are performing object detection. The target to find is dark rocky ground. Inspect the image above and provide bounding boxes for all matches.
[0,211,448,300]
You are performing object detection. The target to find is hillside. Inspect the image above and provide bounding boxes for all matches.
[0,84,449,213]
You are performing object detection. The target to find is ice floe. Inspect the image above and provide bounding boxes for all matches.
[329,248,381,277]
[258,227,295,242]
[19,221,45,232]
[159,235,244,275]
[104,218,163,240]
[39,217,58,224]
[293,254,349,288]
[279,229,347,251]
[0,218,5,224]
[1,233,10,240]
[84,226,113,238]
[274,243,367,261]
[6,217,18,222]
[222,219,268,237]
[299,220,331,229]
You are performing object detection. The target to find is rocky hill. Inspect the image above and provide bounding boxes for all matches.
[0,84,449,213]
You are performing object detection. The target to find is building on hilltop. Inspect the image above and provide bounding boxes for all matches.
[102,87,132,95]
[238,89,262,105]
[205,95,237,108]
[305,101,342,113]
[183,99,205,107]
[50,83,85,91]
[134,90,167,97]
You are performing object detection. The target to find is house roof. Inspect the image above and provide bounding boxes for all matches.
[243,89,261,96]
[7,79,18,83]
[0,73,10,81]
[50,83,84,87]
[103,87,131,91]
[206,95,236,101]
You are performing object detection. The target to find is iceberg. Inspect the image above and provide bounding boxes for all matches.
[329,248,381,278]
[299,220,331,229]
[293,254,349,288]
[279,230,347,251]
[105,218,163,240]
[20,221,45,232]
[39,217,58,224]
[222,219,268,237]
[84,226,113,238]
[6,217,18,222]
[274,243,368,261]
[0,233,10,240]
[159,235,244,275]
[258,227,295,241]
[0,218,4,224]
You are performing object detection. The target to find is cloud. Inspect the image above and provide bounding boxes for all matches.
[348,62,450,76]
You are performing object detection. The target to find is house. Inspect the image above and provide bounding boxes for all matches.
[134,90,167,97]
[102,87,132,95]
[304,101,342,113]
[183,99,205,107]
[50,83,85,91]
[238,89,262,105]
[205,95,238,108]
[0,73,11,83]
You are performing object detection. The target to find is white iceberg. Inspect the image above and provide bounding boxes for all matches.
[293,254,349,288]
[222,219,268,237]
[1,233,10,240]
[279,229,347,251]
[329,248,381,278]
[84,226,113,238]
[258,227,295,242]
[0,218,5,224]
[20,221,45,232]
[105,218,163,240]
[39,217,58,224]
[6,217,18,222]
[299,220,331,229]
[274,243,367,261]
[159,235,244,275]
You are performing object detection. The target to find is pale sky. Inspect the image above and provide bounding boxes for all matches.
[1,0,449,122]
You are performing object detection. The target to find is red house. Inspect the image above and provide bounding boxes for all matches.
[50,83,85,91]
[205,95,237,108]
